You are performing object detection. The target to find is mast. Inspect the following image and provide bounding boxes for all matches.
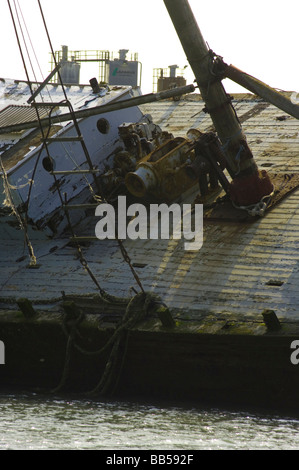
[163,0,273,207]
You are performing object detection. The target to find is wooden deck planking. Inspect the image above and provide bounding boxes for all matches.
[0,94,299,320]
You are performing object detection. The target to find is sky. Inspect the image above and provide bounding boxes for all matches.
[1,0,299,95]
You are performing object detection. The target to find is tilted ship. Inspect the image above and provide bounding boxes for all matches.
[1,0,299,412]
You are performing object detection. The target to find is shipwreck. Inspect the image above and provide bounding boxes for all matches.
[1,0,299,413]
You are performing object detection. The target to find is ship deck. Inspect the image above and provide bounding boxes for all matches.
[0,92,299,325]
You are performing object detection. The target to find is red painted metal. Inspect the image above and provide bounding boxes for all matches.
[229,170,273,206]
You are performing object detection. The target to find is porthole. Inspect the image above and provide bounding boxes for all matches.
[42,156,55,172]
[97,118,110,134]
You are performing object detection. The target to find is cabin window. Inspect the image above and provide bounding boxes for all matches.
[97,118,110,134]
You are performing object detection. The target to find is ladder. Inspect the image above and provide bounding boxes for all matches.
[28,68,145,295]
[29,65,103,237]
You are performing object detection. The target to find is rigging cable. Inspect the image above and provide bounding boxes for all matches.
[12,2,96,214]
[7,1,56,224]
[5,0,40,266]
[0,155,36,266]
[37,0,145,295]
[15,0,46,85]
[13,0,39,85]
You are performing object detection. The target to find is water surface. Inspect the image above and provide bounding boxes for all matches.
[0,393,298,450]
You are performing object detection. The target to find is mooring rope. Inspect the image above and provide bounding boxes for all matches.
[52,292,160,396]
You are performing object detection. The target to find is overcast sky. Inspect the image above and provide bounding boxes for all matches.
[1,0,299,95]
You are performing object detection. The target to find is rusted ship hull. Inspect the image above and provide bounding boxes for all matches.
[1,307,299,413]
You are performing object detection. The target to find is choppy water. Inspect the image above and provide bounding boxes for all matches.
[0,393,299,450]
